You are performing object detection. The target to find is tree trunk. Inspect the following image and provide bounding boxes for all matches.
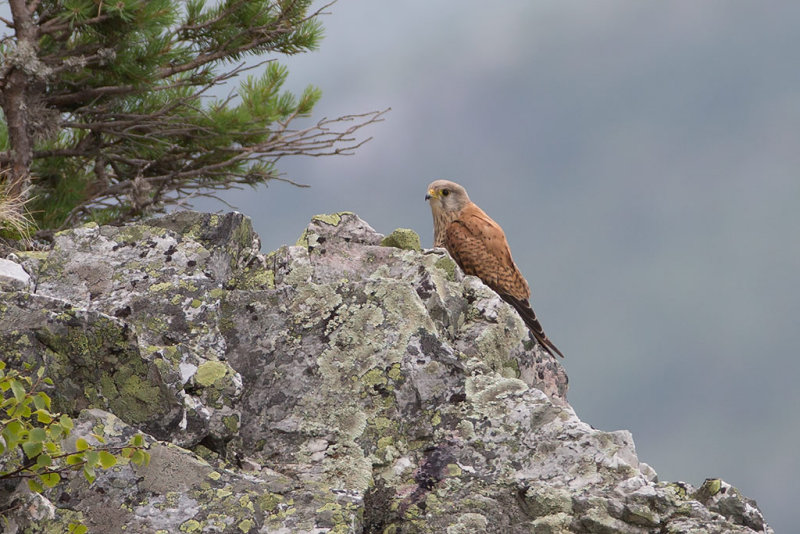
[1,0,38,198]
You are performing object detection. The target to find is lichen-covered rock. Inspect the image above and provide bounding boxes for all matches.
[381,228,422,251]
[0,211,772,533]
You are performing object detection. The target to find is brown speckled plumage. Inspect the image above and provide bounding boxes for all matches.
[425,179,564,358]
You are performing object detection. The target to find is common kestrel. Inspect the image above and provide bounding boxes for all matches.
[425,179,564,358]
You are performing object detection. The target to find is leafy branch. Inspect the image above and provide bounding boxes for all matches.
[0,362,150,495]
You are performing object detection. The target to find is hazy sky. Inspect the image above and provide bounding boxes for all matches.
[3,0,790,528]
[192,2,800,530]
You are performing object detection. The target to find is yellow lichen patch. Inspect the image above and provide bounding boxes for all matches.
[381,228,421,251]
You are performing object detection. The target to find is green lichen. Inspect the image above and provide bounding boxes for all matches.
[113,224,167,245]
[258,493,284,512]
[208,288,227,300]
[520,485,573,517]
[149,281,174,293]
[31,508,86,534]
[387,363,402,382]
[195,361,229,388]
[665,482,689,500]
[207,471,221,481]
[295,229,311,248]
[361,368,388,388]
[430,412,442,427]
[445,463,462,477]
[693,478,723,504]
[381,228,421,251]
[699,478,721,496]
[163,491,180,508]
[179,519,202,532]
[222,414,240,434]
[228,215,254,250]
[434,256,457,281]
[312,212,348,226]
[34,314,173,425]
[373,417,393,433]
[377,436,395,450]
[237,519,253,532]
[229,266,275,290]
[115,374,165,422]
[179,280,198,292]
[15,250,49,261]
[239,494,255,512]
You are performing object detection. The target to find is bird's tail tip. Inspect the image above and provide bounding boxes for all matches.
[544,340,565,359]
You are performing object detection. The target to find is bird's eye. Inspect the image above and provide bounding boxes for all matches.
[442,189,450,197]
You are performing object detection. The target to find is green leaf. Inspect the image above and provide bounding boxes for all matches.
[28,478,44,493]
[36,452,53,468]
[11,402,32,418]
[98,450,117,469]
[10,380,25,402]
[83,465,96,484]
[36,409,53,424]
[43,377,54,386]
[29,427,47,443]
[69,522,88,534]
[66,453,84,465]
[131,449,148,466]
[22,440,42,459]
[36,367,45,379]
[40,472,60,488]
[48,422,66,441]
[34,391,51,411]
[3,420,23,449]
[91,433,106,444]
[131,434,145,447]
[85,450,99,467]
[75,437,89,451]
[60,415,74,431]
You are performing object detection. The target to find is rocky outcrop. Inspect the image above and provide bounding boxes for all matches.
[0,211,771,533]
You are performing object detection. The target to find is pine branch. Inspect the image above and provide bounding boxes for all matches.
[58,109,388,227]
[2,0,381,230]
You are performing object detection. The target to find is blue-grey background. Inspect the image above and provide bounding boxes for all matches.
[3,0,793,529]
[193,2,800,530]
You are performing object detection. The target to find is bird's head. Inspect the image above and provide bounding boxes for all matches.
[425,180,470,214]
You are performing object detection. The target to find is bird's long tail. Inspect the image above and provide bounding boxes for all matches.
[503,295,565,358]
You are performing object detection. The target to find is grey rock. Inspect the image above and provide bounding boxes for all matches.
[0,257,31,289]
[0,211,772,533]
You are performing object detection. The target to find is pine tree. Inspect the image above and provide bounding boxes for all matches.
[0,0,384,230]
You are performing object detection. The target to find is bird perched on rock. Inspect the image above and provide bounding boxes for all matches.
[425,179,564,358]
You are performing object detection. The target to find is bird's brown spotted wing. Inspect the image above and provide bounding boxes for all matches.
[444,203,530,301]
[444,203,565,358]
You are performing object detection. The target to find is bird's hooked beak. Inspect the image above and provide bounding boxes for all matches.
[425,188,437,201]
